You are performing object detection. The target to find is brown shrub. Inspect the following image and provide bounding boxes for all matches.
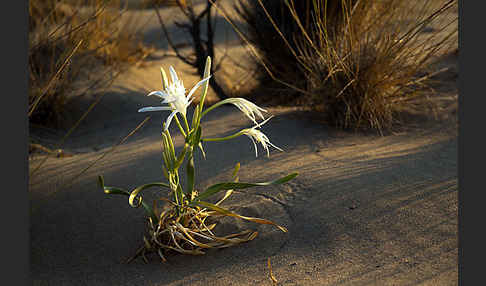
[235,0,457,133]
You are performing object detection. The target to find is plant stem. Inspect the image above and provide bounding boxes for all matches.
[197,56,212,127]
[174,114,187,137]
[183,115,191,134]
[202,130,245,142]
[200,100,221,118]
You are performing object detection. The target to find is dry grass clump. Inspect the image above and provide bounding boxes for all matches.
[235,0,457,132]
[128,192,260,263]
[28,0,154,128]
[234,0,355,102]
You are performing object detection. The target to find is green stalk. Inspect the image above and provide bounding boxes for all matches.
[186,149,195,197]
[169,173,179,206]
[183,114,191,134]
[200,100,222,118]
[197,57,212,122]
[174,114,187,137]
[170,171,185,215]
[191,56,212,133]
[202,130,246,142]
[199,98,239,119]
[176,184,184,214]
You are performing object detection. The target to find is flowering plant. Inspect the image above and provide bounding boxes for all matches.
[98,57,297,263]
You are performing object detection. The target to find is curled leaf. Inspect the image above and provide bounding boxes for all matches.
[129,183,171,208]
[99,177,161,223]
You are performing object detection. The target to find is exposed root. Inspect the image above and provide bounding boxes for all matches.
[127,203,259,263]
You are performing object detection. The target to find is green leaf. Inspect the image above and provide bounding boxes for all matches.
[165,130,176,164]
[98,175,105,189]
[176,184,185,206]
[162,165,169,180]
[192,173,298,203]
[103,187,131,196]
[160,67,169,90]
[98,176,162,223]
[128,183,170,223]
[174,144,188,170]
[186,154,195,195]
[161,133,174,171]
[103,187,152,216]
[140,201,159,224]
[128,183,171,208]
[186,125,202,147]
[185,128,194,144]
[191,107,200,131]
[232,163,240,182]
[191,125,202,147]
[198,142,206,159]
[198,57,211,113]
[99,175,130,196]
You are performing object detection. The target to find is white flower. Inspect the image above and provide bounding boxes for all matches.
[224,98,267,126]
[242,116,283,157]
[203,97,267,127]
[138,66,211,131]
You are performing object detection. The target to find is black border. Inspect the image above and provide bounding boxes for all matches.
[458,1,465,285]
[457,0,462,282]
[4,0,29,285]
[458,0,468,285]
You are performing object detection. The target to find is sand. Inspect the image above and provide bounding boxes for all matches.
[29,2,458,285]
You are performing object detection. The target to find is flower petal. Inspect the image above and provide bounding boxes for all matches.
[160,67,169,89]
[147,90,166,98]
[255,115,274,128]
[161,97,177,104]
[269,142,283,152]
[147,90,177,104]
[164,111,178,131]
[169,66,179,83]
[187,75,212,100]
[185,97,195,109]
[138,106,172,113]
